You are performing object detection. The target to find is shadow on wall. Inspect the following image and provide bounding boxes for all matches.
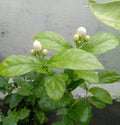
[90,101,120,125]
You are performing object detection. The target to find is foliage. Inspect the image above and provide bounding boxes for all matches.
[89,0,120,30]
[0,0,120,125]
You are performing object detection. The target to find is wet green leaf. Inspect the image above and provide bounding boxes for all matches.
[0,55,46,77]
[81,32,119,55]
[45,73,67,100]
[48,48,104,70]
[89,87,112,104]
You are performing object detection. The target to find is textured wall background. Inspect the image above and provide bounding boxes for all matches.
[0,0,120,98]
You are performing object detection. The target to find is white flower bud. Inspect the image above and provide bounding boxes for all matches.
[73,34,79,42]
[42,49,48,56]
[33,40,42,52]
[85,35,90,41]
[77,41,81,44]
[77,27,86,37]
[30,49,36,55]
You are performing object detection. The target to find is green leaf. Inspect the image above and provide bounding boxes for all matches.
[56,108,68,115]
[48,48,104,70]
[18,83,32,96]
[81,32,119,55]
[0,112,3,122]
[19,108,30,120]
[44,73,66,100]
[34,109,45,124]
[67,79,85,91]
[79,82,89,91]
[88,96,106,109]
[64,69,81,81]
[3,110,19,125]
[99,71,120,84]
[69,99,92,124]
[0,76,8,87]
[90,1,120,30]
[10,94,23,108]
[75,70,98,84]
[0,55,46,77]
[38,91,72,111]
[33,31,72,51]
[53,116,74,125]
[89,87,112,104]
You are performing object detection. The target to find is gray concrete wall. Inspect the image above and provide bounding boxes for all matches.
[0,0,120,98]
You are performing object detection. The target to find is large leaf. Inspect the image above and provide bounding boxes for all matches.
[33,31,72,51]
[0,55,46,77]
[81,32,119,55]
[48,48,104,70]
[90,1,120,30]
[69,99,92,124]
[99,71,120,84]
[89,87,112,104]
[75,70,98,84]
[44,73,67,100]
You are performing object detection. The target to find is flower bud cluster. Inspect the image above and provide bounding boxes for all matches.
[30,40,48,57]
[73,27,90,48]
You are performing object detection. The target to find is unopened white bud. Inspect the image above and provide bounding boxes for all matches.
[73,34,79,42]
[77,27,86,37]
[33,40,42,52]
[42,49,48,56]
[85,35,90,41]
[30,49,36,55]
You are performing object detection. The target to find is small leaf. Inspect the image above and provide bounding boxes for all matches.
[18,83,32,96]
[44,73,66,100]
[99,71,120,84]
[89,87,112,104]
[19,108,30,120]
[33,31,72,52]
[81,32,119,55]
[53,116,74,125]
[90,1,120,30]
[3,110,19,125]
[10,94,23,108]
[34,109,45,124]
[67,79,85,91]
[56,108,68,115]
[0,55,46,77]
[0,112,3,122]
[0,75,8,87]
[88,96,106,109]
[79,82,88,91]
[69,99,92,124]
[75,70,99,84]
[48,48,104,70]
